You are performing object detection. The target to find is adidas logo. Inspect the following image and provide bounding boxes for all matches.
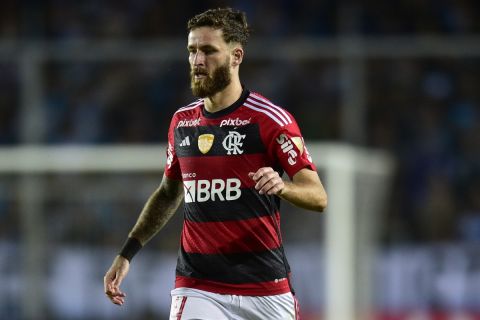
[179,136,190,147]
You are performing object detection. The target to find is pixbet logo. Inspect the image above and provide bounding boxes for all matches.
[276,134,298,165]
[219,117,251,127]
[183,178,241,203]
[177,118,201,128]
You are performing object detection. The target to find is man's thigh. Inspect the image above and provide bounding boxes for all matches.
[239,292,297,320]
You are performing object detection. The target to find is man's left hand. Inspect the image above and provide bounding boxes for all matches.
[248,167,286,196]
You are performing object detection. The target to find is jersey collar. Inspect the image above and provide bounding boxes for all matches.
[201,88,250,119]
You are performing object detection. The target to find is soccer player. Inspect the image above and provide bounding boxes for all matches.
[104,7,327,319]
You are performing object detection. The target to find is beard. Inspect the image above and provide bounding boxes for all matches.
[190,60,232,98]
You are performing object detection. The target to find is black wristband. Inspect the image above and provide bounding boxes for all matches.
[119,237,143,262]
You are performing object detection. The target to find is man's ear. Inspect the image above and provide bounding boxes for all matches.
[231,47,244,66]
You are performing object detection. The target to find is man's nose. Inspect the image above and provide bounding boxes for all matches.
[193,51,206,66]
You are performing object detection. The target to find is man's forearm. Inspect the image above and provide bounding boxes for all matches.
[278,169,327,212]
[279,180,327,212]
[250,167,327,213]
[129,179,184,245]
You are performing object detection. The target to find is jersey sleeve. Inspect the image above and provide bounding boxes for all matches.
[164,115,182,180]
[263,112,317,179]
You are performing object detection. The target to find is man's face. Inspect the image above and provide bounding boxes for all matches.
[188,27,232,98]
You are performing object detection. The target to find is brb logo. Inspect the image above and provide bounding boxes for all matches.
[183,178,241,203]
[276,134,298,165]
[222,131,246,155]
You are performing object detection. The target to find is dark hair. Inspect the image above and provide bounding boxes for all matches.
[187,7,250,47]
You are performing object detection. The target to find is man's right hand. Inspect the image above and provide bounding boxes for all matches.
[104,255,130,306]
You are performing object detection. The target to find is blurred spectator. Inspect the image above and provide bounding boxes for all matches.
[0,64,19,144]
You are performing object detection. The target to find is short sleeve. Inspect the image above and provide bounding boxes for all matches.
[265,115,316,179]
[164,116,182,180]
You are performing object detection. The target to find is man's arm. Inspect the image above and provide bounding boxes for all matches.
[249,167,327,212]
[104,174,184,306]
[129,174,184,245]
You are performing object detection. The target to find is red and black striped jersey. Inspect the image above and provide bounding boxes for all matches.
[164,89,316,296]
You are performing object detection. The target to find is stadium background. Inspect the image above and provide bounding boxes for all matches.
[1,1,480,319]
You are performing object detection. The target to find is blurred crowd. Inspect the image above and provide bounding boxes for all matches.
[1,0,480,246]
[1,1,480,319]
[368,58,480,244]
[1,0,479,39]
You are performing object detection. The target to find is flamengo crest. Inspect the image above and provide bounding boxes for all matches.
[222,131,246,155]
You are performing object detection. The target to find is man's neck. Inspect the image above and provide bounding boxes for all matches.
[203,79,243,113]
